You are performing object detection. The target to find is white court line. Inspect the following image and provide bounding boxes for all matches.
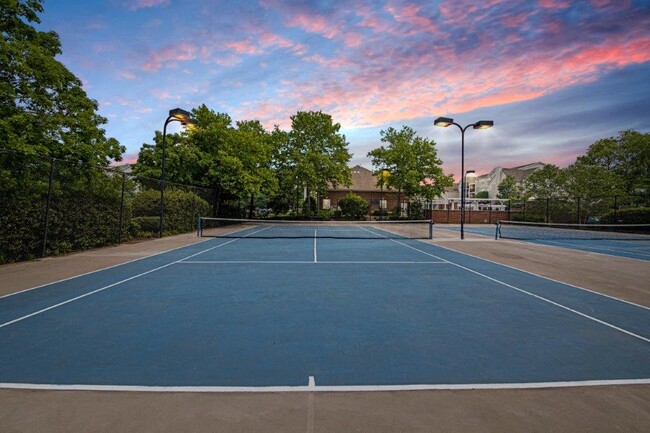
[2,378,648,393]
[0,232,266,329]
[431,242,650,312]
[388,239,650,344]
[177,260,446,264]
[0,236,216,300]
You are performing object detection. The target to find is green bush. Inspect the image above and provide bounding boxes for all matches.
[511,214,546,222]
[373,208,388,220]
[131,188,210,236]
[475,191,489,198]
[338,193,369,220]
[315,210,333,220]
[407,198,424,220]
[600,207,650,224]
[129,216,160,237]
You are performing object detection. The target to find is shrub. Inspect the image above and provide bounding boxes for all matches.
[131,189,210,236]
[600,207,650,224]
[338,193,369,220]
[407,198,424,220]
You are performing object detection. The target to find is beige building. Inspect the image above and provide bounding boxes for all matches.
[324,165,408,213]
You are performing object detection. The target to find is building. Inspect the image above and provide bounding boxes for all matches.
[324,165,408,213]
[428,162,546,212]
[472,162,545,199]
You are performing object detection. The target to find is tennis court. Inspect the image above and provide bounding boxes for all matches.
[494,221,650,261]
[1,219,649,390]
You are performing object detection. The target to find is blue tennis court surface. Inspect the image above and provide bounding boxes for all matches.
[1,229,649,389]
[446,225,650,261]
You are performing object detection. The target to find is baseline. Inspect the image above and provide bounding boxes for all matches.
[2,378,649,393]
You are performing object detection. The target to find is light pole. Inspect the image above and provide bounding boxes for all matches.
[434,117,493,239]
[159,108,197,238]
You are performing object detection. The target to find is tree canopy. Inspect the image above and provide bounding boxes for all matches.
[521,130,648,200]
[270,110,352,215]
[0,0,122,164]
[367,126,452,202]
[133,104,278,215]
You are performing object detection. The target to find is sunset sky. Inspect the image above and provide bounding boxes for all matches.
[38,0,650,179]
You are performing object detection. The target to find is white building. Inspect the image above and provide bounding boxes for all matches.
[429,162,546,211]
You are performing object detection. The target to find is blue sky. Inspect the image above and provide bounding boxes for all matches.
[37,0,650,179]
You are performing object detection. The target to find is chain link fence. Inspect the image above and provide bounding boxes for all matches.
[506,196,649,224]
[428,195,649,224]
[0,150,220,265]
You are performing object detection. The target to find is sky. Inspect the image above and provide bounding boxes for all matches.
[37,0,650,179]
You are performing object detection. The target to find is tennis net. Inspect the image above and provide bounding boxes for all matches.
[495,220,650,241]
[198,217,433,239]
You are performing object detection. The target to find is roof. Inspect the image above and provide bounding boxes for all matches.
[330,165,393,192]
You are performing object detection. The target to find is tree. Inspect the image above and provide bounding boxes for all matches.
[563,162,623,199]
[133,105,278,216]
[274,111,352,216]
[523,164,566,199]
[367,126,452,208]
[497,174,519,200]
[338,192,369,220]
[577,130,649,195]
[0,0,122,163]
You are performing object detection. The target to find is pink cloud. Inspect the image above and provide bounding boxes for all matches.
[224,39,262,55]
[259,31,308,55]
[118,70,137,80]
[385,2,439,35]
[538,0,571,9]
[501,13,528,28]
[141,43,197,71]
[286,13,341,39]
[128,0,170,11]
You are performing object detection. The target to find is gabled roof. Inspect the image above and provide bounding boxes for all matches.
[330,165,393,192]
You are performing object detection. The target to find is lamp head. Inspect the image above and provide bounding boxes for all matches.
[169,108,192,122]
[182,118,198,128]
[473,120,494,130]
[434,116,454,127]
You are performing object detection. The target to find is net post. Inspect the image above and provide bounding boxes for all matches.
[197,216,202,237]
[495,220,500,240]
[429,221,433,239]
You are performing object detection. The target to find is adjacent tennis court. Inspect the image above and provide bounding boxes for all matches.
[494,221,650,261]
[1,220,648,390]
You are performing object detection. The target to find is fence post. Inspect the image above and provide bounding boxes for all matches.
[41,157,55,258]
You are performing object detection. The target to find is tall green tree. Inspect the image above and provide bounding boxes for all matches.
[0,0,122,163]
[523,164,566,199]
[367,126,452,207]
[133,105,277,215]
[563,162,623,199]
[274,111,352,215]
[497,174,520,200]
[577,130,649,195]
